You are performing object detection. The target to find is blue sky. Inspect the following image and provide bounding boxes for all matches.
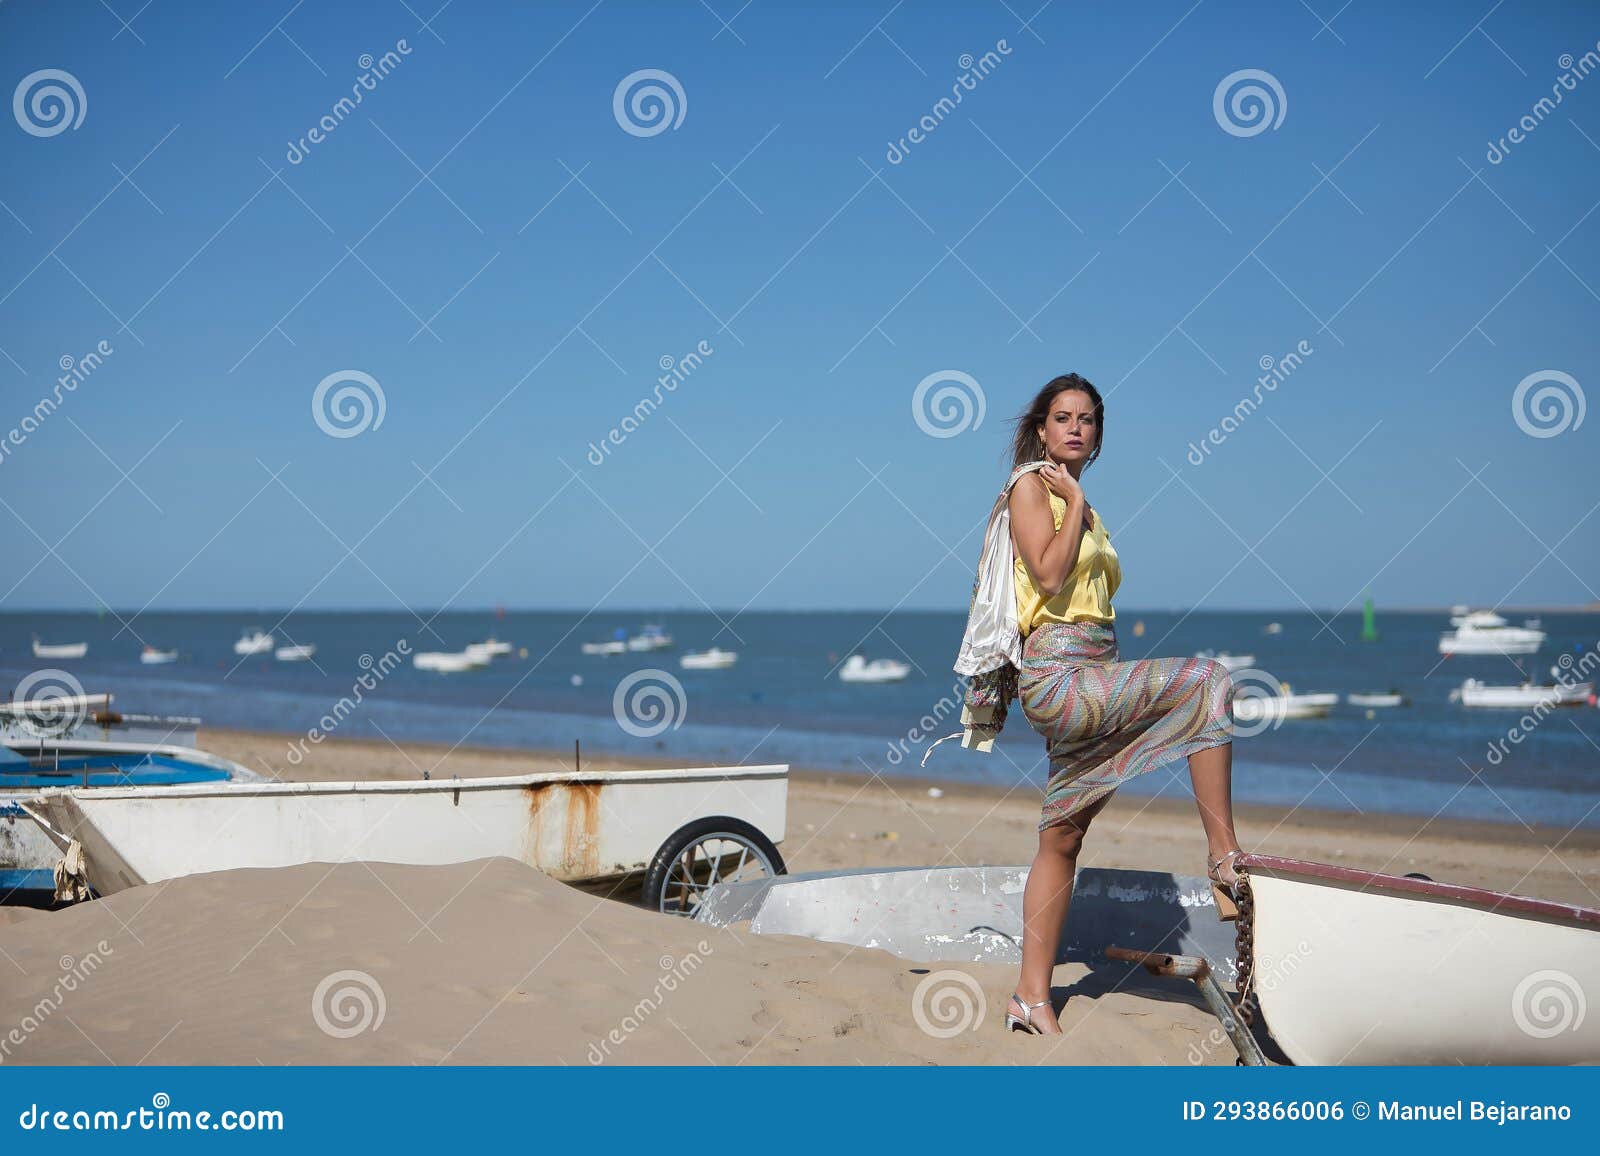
[1,0,1596,615]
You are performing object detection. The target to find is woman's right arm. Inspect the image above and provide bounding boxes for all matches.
[1010,470,1087,598]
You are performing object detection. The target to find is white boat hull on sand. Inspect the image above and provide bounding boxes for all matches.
[1238,854,1600,1065]
[23,765,789,896]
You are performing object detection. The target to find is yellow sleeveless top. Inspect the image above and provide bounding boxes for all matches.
[1013,487,1120,635]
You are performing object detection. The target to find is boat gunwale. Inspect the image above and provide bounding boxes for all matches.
[1237,852,1600,928]
[32,763,791,802]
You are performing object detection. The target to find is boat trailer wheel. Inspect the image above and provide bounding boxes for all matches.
[643,816,786,917]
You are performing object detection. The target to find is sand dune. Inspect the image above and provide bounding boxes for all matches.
[0,857,1225,1065]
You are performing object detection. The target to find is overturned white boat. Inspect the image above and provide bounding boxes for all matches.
[1451,678,1593,709]
[1235,853,1600,1064]
[1439,609,1545,656]
[22,764,789,915]
[681,647,738,670]
[31,639,87,660]
[838,654,911,683]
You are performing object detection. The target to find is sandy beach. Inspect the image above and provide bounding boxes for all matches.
[1,728,1596,1065]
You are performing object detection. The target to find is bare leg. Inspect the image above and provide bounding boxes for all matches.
[1014,794,1110,1033]
[1188,741,1241,877]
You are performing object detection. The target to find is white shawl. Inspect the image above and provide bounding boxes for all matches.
[924,460,1049,762]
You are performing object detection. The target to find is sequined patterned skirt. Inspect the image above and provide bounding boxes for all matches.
[1018,621,1232,831]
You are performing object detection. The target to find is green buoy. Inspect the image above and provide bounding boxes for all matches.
[1361,595,1379,642]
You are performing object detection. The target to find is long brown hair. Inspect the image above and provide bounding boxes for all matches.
[1007,373,1104,472]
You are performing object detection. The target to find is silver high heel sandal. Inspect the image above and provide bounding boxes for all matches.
[1006,992,1052,1034]
[1206,849,1245,922]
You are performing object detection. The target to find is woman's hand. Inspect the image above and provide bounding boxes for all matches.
[1039,462,1084,506]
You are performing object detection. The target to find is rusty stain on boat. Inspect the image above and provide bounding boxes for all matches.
[524,781,603,877]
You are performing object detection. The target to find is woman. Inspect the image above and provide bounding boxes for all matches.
[1000,374,1243,1036]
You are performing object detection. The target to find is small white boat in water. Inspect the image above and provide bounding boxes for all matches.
[1195,649,1256,673]
[464,637,513,660]
[681,647,738,670]
[838,654,911,683]
[139,646,178,665]
[22,764,789,915]
[1236,853,1600,1064]
[1439,608,1545,656]
[1232,687,1337,722]
[1345,690,1408,708]
[233,629,275,656]
[1451,678,1593,709]
[1263,622,1283,635]
[31,639,87,660]
[627,624,674,652]
[580,640,627,656]
[274,644,316,662]
[413,650,487,674]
